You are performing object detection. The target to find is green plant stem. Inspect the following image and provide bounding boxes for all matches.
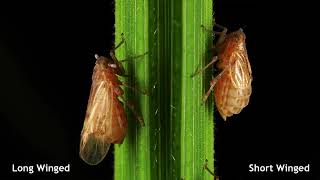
[114,0,214,179]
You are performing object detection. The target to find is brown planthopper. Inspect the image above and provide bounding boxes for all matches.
[79,36,145,165]
[193,24,252,120]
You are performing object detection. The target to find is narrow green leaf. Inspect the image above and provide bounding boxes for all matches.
[114,0,214,179]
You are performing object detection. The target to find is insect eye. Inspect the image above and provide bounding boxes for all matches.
[108,64,117,68]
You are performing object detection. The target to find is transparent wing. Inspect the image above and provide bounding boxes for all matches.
[80,76,114,165]
[79,133,111,165]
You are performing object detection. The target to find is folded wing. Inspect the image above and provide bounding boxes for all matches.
[80,77,114,165]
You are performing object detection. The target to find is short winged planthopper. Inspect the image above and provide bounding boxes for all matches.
[192,24,253,121]
[79,35,146,165]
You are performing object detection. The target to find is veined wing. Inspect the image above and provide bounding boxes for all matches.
[80,74,114,165]
[230,49,252,89]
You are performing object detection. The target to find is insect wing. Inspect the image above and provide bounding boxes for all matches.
[79,131,111,165]
[230,48,252,88]
[80,69,114,165]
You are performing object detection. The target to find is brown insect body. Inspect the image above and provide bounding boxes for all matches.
[80,55,128,165]
[214,28,252,120]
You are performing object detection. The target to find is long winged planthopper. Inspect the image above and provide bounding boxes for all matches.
[79,35,146,165]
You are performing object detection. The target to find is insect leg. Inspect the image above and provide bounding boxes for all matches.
[109,50,126,75]
[201,24,214,33]
[122,82,149,95]
[119,52,148,63]
[202,80,215,103]
[109,33,125,63]
[110,51,121,63]
[214,23,226,30]
[203,159,215,176]
[202,59,238,102]
[191,56,218,78]
[200,24,227,37]
[202,65,229,103]
[109,35,127,75]
[110,50,148,76]
[120,97,145,126]
[215,24,228,46]
[113,33,125,50]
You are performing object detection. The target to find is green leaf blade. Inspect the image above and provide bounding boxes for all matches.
[115,0,214,179]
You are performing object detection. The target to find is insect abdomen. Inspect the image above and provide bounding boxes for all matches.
[214,73,251,120]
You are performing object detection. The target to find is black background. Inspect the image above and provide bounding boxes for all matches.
[0,0,318,180]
